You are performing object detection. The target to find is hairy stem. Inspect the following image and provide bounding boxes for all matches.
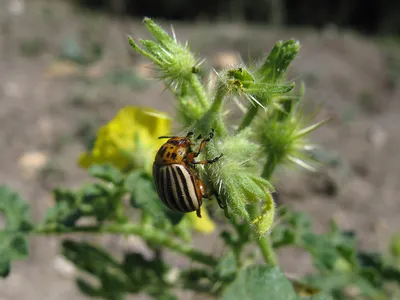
[194,83,227,137]
[262,157,278,180]
[237,105,258,132]
[189,74,210,110]
[34,224,217,266]
[248,205,278,266]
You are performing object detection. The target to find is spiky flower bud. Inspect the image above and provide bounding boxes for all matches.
[253,91,329,177]
[203,130,275,235]
[128,18,204,91]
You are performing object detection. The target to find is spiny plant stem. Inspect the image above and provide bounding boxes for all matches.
[210,86,228,137]
[34,224,217,266]
[258,234,277,266]
[195,83,227,137]
[238,105,259,132]
[189,74,210,110]
[262,157,278,180]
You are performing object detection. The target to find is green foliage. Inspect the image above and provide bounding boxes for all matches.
[124,170,185,226]
[0,187,32,277]
[1,18,399,300]
[271,208,400,298]
[45,166,126,226]
[63,240,176,300]
[221,266,297,300]
[256,40,300,83]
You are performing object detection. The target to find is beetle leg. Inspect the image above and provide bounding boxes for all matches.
[194,129,214,158]
[203,191,225,209]
[215,193,225,209]
[191,153,223,165]
[196,208,202,218]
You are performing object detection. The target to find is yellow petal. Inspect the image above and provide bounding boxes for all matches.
[78,106,171,171]
[185,208,215,234]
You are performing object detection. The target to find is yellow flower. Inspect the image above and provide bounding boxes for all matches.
[78,105,216,233]
[78,106,171,173]
[185,207,215,234]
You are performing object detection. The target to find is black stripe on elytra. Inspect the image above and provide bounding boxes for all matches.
[171,166,189,212]
[176,166,196,211]
[188,168,201,206]
[165,167,181,211]
[153,165,162,198]
[171,166,192,212]
[158,168,170,208]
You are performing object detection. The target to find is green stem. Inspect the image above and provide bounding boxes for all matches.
[248,205,278,266]
[195,84,227,137]
[237,105,258,132]
[210,86,228,136]
[189,74,210,110]
[262,157,278,180]
[249,157,280,266]
[34,223,217,266]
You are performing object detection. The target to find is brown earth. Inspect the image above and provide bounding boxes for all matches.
[0,1,400,299]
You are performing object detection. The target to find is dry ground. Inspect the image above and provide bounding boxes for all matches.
[0,1,399,299]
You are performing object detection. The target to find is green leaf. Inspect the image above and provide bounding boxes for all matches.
[64,240,176,299]
[76,278,102,298]
[0,258,10,277]
[221,266,297,300]
[81,183,118,222]
[124,170,184,225]
[0,186,32,277]
[271,226,296,248]
[305,272,357,293]
[265,83,296,95]
[271,208,311,248]
[89,164,123,185]
[358,251,400,284]
[301,232,339,271]
[45,190,81,227]
[143,17,174,49]
[125,170,165,217]
[257,40,300,83]
[216,251,237,281]
[46,182,122,226]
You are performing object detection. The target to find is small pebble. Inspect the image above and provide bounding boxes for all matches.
[18,151,48,178]
[53,255,77,279]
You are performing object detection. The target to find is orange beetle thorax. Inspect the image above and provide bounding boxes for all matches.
[154,137,191,165]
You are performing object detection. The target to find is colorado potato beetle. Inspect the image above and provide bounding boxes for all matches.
[152,129,223,218]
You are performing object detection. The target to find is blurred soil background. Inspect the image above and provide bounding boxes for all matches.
[0,0,400,299]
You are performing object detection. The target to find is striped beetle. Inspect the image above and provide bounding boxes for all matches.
[152,129,223,218]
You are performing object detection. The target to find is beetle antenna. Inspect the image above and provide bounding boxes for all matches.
[158,135,176,139]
